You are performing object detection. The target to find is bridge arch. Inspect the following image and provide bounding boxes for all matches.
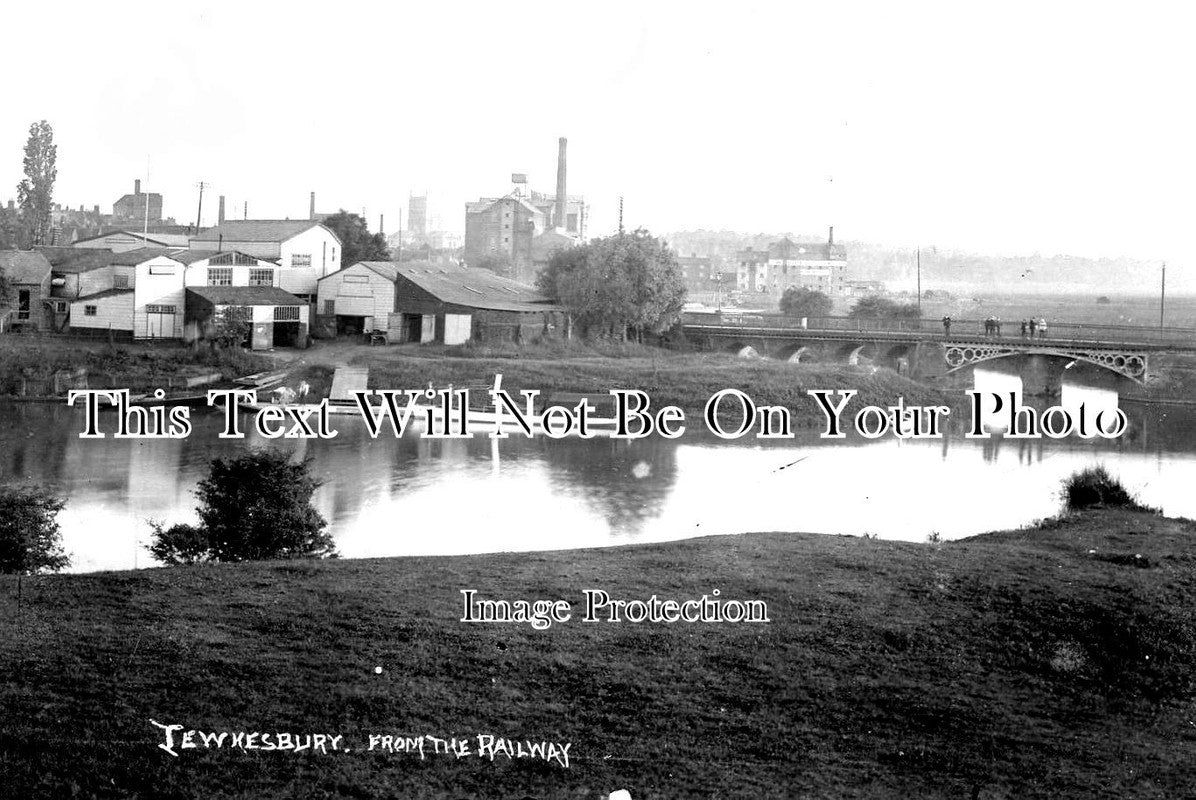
[774,343,812,363]
[728,342,760,359]
[840,343,876,366]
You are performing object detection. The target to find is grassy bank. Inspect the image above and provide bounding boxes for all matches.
[327,342,955,423]
[0,338,271,395]
[1,508,1193,798]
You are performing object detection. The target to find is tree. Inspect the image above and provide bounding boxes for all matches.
[209,306,251,349]
[148,451,335,564]
[321,211,390,268]
[537,229,686,340]
[0,485,69,575]
[474,251,513,278]
[16,120,57,247]
[849,296,920,320]
[779,287,833,318]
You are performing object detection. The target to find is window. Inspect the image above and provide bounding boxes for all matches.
[53,300,68,313]
[274,306,300,321]
[291,254,312,267]
[84,306,97,316]
[331,248,336,263]
[249,268,273,286]
[207,268,233,286]
[113,274,130,289]
[148,266,175,275]
[146,305,176,314]
[323,300,334,315]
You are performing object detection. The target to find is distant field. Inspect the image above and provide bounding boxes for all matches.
[700,290,1196,329]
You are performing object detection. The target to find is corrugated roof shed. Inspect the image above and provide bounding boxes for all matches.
[0,250,53,284]
[190,220,334,243]
[396,263,558,312]
[186,286,307,305]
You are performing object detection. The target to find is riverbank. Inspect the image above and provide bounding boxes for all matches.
[0,338,271,396]
[1,507,1192,798]
[280,340,958,424]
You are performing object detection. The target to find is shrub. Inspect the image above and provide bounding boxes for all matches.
[0,485,70,574]
[1062,466,1143,511]
[149,451,336,564]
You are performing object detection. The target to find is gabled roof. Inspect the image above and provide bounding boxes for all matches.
[394,263,557,312]
[190,220,338,244]
[35,246,116,273]
[106,247,184,266]
[316,261,401,283]
[186,286,307,306]
[168,249,270,266]
[73,229,188,247]
[465,195,542,217]
[0,250,52,284]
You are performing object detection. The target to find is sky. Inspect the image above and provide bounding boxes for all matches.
[3,0,1194,270]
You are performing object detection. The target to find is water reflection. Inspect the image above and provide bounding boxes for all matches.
[3,388,1196,574]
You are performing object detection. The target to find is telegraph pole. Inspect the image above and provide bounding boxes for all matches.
[1160,262,1167,328]
[916,247,922,319]
[618,196,624,236]
[195,181,209,230]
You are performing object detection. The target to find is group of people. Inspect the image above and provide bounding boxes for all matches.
[940,315,1050,339]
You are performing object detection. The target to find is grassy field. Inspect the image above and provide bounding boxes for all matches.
[1,507,1193,798]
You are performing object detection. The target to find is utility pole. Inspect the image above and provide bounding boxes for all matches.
[916,247,922,320]
[1160,262,1167,328]
[618,196,624,236]
[195,181,209,230]
[143,157,150,241]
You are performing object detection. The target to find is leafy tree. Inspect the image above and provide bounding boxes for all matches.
[16,120,57,247]
[0,263,10,308]
[148,451,335,564]
[779,287,833,318]
[321,211,389,268]
[537,229,686,340]
[0,485,69,574]
[209,306,251,349]
[474,251,513,278]
[849,295,920,320]
[0,203,23,251]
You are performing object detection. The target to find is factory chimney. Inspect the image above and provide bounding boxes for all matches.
[218,195,226,224]
[828,226,834,245]
[555,137,567,231]
[309,192,316,221]
[379,214,384,235]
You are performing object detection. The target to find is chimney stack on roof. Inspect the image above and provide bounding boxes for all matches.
[555,137,568,231]
[309,192,316,221]
[218,195,226,224]
[828,226,834,246]
[135,179,142,195]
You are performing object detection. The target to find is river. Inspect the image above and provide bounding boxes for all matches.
[2,370,1194,573]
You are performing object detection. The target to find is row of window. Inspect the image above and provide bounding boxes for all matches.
[207,267,274,286]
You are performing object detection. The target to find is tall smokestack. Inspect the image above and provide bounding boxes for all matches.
[379,214,384,235]
[828,226,834,245]
[309,192,316,221]
[218,195,226,224]
[555,137,567,231]
[134,179,142,195]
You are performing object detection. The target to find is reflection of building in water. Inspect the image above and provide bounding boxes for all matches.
[538,436,679,536]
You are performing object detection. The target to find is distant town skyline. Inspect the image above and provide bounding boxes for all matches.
[3,1,1193,273]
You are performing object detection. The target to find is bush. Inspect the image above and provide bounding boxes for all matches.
[779,287,833,318]
[0,485,69,574]
[149,451,336,564]
[1062,466,1143,511]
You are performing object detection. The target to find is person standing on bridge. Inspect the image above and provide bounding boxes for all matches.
[942,315,951,336]
[996,317,1002,337]
[1029,318,1037,337]
[1038,317,1048,339]
[1020,319,1028,338]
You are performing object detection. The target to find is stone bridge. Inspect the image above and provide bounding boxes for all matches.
[681,313,1196,393]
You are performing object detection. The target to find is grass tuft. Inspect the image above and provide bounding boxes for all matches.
[1061,466,1151,512]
